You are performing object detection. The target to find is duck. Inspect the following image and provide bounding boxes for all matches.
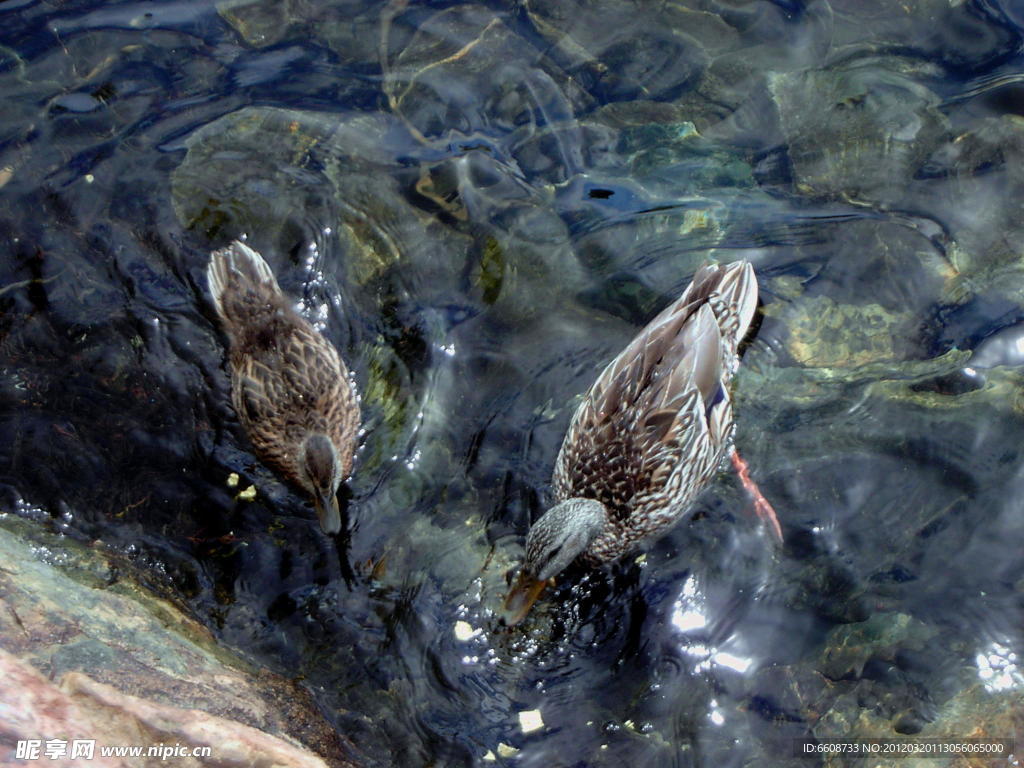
[503,260,780,624]
[207,240,360,535]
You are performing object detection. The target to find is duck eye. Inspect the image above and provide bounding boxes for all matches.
[537,544,562,572]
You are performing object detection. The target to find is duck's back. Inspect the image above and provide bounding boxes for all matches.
[207,242,359,480]
[552,261,757,560]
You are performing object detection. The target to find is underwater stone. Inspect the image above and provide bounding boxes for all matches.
[764,294,919,369]
[172,106,344,242]
[970,321,1024,369]
[388,6,591,147]
[217,0,291,47]
[217,0,383,63]
[524,0,734,102]
[820,613,934,681]
[830,0,1019,73]
[414,151,586,326]
[769,59,948,204]
[173,106,466,289]
[810,624,1022,767]
[922,117,1024,306]
[355,340,414,474]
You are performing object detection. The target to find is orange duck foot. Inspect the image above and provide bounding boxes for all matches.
[730,449,783,543]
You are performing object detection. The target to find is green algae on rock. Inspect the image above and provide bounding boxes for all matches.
[764,294,919,370]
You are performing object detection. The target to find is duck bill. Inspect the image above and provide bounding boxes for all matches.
[502,570,549,626]
[313,489,342,535]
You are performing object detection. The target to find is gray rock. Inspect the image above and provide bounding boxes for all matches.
[0,515,359,768]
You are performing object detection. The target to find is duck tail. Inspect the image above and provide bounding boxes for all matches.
[686,260,757,355]
[715,260,757,340]
[207,240,283,323]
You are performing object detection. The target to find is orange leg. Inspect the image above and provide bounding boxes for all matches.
[730,449,783,543]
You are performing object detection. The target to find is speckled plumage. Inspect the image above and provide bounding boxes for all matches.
[545,260,758,564]
[207,241,359,533]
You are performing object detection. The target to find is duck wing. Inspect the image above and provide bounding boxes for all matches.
[210,241,361,479]
[231,320,358,477]
[274,322,360,476]
[552,261,757,534]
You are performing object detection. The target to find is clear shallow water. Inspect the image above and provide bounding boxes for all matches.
[2,0,1024,765]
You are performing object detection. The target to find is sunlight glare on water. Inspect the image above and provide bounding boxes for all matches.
[977,641,1024,694]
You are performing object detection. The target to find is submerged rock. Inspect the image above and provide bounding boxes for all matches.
[765,294,920,369]
[216,0,383,64]
[820,612,935,681]
[216,0,293,47]
[171,106,411,253]
[829,0,1019,73]
[524,0,724,103]
[922,117,1024,307]
[770,58,948,204]
[806,611,1024,766]
[387,6,592,185]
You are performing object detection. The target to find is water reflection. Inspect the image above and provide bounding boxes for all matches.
[674,607,756,674]
[672,575,708,634]
[977,642,1023,694]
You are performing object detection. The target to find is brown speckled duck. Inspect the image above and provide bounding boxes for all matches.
[504,260,780,624]
[207,240,360,534]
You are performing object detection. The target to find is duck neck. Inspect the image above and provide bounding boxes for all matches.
[300,434,339,491]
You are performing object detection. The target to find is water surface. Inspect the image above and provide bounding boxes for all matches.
[2,0,1024,765]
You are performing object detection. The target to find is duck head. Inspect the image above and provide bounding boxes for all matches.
[300,433,343,534]
[502,498,608,625]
